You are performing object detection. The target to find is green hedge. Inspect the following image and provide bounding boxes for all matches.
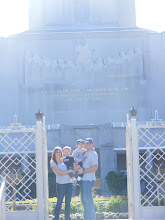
[105,171,127,195]
[49,211,128,220]
[49,195,128,219]
[48,167,57,198]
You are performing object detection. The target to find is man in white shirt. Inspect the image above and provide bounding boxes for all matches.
[78,137,98,220]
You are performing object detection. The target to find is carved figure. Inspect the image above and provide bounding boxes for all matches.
[57,58,65,69]
[119,51,127,75]
[52,59,57,70]
[95,58,104,71]
[75,44,93,67]
[126,49,135,75]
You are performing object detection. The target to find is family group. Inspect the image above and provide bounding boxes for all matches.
[50,137,98,220]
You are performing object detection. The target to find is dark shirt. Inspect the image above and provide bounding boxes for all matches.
[63,156,75,169]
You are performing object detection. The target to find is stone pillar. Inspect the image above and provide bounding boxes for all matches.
[29,0,46,29]
[117,0,136,27]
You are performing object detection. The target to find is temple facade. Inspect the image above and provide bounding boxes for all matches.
[0,0,165,194]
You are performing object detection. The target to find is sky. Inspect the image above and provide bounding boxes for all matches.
[0,0,165,37]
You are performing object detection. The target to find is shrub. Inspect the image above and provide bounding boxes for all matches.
[48,195,128,219]
[59,214,65,220]
[70,213,83,220]
[103,212,110,219]
[49,205,54,215]
[99,212,105,219]
[113,214,118,219]
[75,213,82,220]
[94,202,100,212]
[104,195,128,213]
[105,171,127,195]
[118,213,128,219]
[48,168,57,198]
[70,202,81,214]
[108,212,114,218]
[70,213,77,220]
[95,212,101,219]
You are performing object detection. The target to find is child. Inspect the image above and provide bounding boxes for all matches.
[63,146,76,184]
[72,139,86,183]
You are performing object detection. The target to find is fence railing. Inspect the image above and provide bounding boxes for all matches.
[0,177,6,220]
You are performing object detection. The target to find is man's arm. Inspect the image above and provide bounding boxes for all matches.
[84,164,98,173]
[78,164,98,174]
[73,162,77,170]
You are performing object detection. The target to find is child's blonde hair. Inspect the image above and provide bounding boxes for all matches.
[63,146,71,151]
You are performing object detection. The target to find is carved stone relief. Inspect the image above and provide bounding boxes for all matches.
[24,44,144,83]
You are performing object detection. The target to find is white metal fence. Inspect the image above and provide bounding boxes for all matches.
[0,114,49,220]
[126,111,165,220]
[0,177,6,220]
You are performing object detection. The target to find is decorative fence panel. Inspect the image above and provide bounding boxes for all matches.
[0,114,49,220]
[126,110,165,220]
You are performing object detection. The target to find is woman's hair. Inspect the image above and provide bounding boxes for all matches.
[51,146,63,165]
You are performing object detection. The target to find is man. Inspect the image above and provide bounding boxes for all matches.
[78,137,98,220]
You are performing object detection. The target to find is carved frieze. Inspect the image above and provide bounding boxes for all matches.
[24,44,143,83]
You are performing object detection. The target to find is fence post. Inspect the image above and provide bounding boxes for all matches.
[131,117,141,220]
[0,177,6,220]
[2,177,6,220]
[126,114,133,220]
[42,117,49,220]
[35,111,44,220]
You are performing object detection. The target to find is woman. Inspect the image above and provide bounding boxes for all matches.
[50,146,74,220]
